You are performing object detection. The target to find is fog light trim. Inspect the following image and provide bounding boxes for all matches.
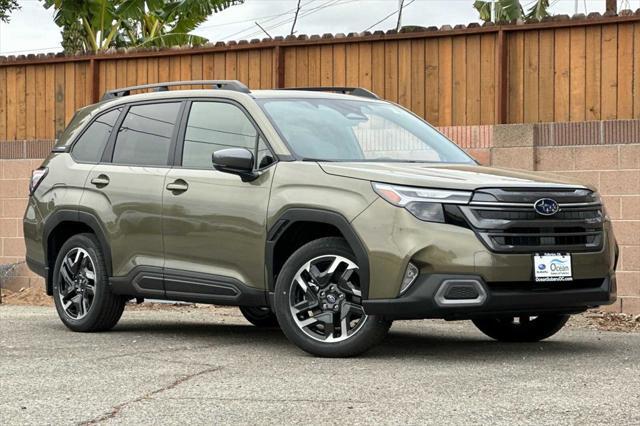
[400,262,419,295]
[434,279,487,307]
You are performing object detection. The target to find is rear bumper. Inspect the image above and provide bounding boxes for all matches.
[362,273,616,320]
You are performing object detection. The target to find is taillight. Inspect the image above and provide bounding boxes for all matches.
[29,167,48,195]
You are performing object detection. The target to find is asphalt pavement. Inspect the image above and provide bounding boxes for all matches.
[1,304,639,425]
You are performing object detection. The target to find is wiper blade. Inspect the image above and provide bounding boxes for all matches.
[301,158,334,162]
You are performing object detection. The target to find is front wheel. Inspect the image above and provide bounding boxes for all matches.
[472,314,570,342]
[274,237,390,357]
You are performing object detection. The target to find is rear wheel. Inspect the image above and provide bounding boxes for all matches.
[239,306,279,327]
[472,314,570,342]
[274,237,390,357]
[52,233,125,332]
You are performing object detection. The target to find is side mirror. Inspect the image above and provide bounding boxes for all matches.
[212,148,259,181]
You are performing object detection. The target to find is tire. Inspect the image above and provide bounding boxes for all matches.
[52,233,125,332]
[472,314,570,342]
[240,306,279,327]
[274,237,390,357]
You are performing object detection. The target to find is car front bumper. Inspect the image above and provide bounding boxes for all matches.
[362,273,617,320]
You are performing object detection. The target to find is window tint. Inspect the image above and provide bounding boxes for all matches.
[182,102,258,169]
[72,109,121,162]
[112,103,181,166]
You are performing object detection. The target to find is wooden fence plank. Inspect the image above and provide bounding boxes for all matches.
[260,49,273,89]
[601,24,618,120]
[635,22,640,119]
[0,68,6,140]
[425,38,439,124]
[237,50,249,86]
[6,67,17,140]
[35,66,46,139]
[26,65,36,139]
[569,27,586,122]
[284,47,296,87]
[16,66,27,139]
[248,49,261,89]
[308,46,321,86]
[358,42,372,90]
[480,33,495,124]
[158,57,170,84]
[398,40,411,109]
[345,43,359,87]
[333,44,346,87]
[371,42,384,96]
[320,45,333,86]
[202,54,214,80]
[523,31,539,123]
[585,25,602,121]
[384,41,398,102]
[438,37,452,126]
[411,39,425,119]
[213,53,225,79]
[295,47,309,87]
[147,57,159,83]
[225,52,237,80]
[554,28,570,122]
[466,35,481,125]
[617,23,634,119]
[452,36,467,124]
[45,64,54,139]
[74,63,86,114]
[54,63,66,138]
[508,31,524,123]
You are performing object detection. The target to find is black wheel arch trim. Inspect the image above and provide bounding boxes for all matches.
[265,208,370,299]
[42,209,113,294]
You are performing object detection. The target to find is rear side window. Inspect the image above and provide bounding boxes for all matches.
[72,109,121,163]
[112,102,181,166]
[182,102,258,169]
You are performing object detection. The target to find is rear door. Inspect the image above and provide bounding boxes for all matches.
[162,100,276,301]
[84,101,183,296]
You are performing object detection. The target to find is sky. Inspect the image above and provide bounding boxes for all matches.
[0,0,638,56]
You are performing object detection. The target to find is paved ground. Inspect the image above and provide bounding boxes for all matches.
[1,305,639,425]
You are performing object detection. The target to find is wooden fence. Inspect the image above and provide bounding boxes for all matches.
[0,12,639,141]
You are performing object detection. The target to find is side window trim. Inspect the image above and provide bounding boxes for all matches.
[173,98,277,171]
[102,100,185,167]
[68,107,124,164]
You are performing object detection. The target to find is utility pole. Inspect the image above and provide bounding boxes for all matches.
[290,0,302,35]
[396,0,405,31]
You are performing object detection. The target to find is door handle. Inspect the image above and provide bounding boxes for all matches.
[166,179,189,193]
[90,175,110,187]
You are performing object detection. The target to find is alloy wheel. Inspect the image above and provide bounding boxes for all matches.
[57,247,97,320]
[289,255,367,343]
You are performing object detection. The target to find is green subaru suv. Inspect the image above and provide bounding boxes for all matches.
[24,80,618,357]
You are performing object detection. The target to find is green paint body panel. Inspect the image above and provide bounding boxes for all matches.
[24,88,617,315]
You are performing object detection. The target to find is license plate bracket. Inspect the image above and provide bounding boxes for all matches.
[534,253,573,282]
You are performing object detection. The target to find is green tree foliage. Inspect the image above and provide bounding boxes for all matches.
[0,0,20,23]
[473,0,550,23]
[42,0,243,54]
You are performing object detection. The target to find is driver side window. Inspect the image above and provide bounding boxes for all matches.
[182,102,271,169]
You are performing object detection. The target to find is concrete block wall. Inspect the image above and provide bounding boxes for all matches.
[0,120,638,313]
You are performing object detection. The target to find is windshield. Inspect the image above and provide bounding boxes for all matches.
[257,98,474,163]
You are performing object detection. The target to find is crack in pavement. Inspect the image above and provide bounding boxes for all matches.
[76,366,222,425]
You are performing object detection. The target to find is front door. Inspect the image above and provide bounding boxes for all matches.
[162,100,275,301]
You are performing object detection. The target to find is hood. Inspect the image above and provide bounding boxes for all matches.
[318,162,592,192]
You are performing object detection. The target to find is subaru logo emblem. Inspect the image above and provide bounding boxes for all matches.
[533,198,560,216]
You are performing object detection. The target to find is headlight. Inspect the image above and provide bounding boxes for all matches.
[372,182,472,222]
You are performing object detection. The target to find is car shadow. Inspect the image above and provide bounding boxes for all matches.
[89,318,608,361]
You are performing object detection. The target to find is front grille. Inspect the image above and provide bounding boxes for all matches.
[460,188,604,253]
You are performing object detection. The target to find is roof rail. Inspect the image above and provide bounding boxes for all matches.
[101,80,250,101]
[280,87,380,100]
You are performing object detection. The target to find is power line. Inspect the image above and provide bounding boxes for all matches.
[362,0,416,32]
